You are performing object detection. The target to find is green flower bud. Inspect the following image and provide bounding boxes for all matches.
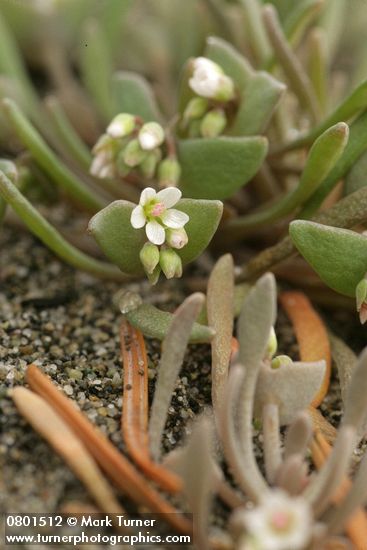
[187,119,202,138]
[147,265,161,285]
[92,133,114,155]
[271,355,293,369]
[213,74,235,102]
[183,97,209,120]
[140,149,161,179]
[265,327,278,360]
[165,228,188,249]
[115,150,131,177]
[0,159,18,183]
[107,113,136,138]
[138,122,165,151]
[158,157,181,188]
[122,139,147,167]
[159,248,183,279]
[200,109,227,138]
[139,242,160,275]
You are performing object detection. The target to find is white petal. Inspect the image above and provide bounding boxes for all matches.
[161,209,189,229]
[156,187,182,208]
[146,220,165,245]
[139,187,156,206]
[130,205,146,228]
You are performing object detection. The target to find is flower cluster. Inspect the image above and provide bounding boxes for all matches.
[181,57,236,138]
[131,187,189,283]
[238,491,313,550]
[90,114,181,187]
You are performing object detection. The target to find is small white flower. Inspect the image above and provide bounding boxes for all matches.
[130,187,189,245]
[189,57,235,101]
[243,491,313,550]
[138,122,165,151]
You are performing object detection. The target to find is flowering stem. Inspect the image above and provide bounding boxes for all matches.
[2,98,105,212]
[0,169,126,281]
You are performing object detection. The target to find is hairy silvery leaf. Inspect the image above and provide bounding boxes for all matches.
[342,348,367,433]
[179,415,215,550]
[112,71,163,122]
[253,360,326,425]
[149,293,205,460]
[290,221,367,297]
[284,411,313,460]
[178,136,268,200]
[88,198,223,275]
[207,254,234,420]
[237,272,277,371]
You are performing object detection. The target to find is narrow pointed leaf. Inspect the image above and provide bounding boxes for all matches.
[345,150,367,195]
[290,221,367,296]
[112,71,162,122]
[178,136,268,199]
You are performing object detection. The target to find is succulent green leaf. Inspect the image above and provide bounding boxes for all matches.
[300,110,367,218]
[204,36,253,89]
[80,19,114,121]
[112,71,162,122]
[2,98,105,212]
[88,198,223,275]
[121,303,214,344]
[178,136,268,199]
[290,220,367,296]
[230,71,286,136]
[345,150,367,196]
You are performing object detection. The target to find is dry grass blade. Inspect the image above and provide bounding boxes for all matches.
[207,254,234,422]
[311,431,367,550]
[26,364,191,534]
[280,291,331,406]
[120,320,182,493]
[11,387,125,517]
[149,292,205,461]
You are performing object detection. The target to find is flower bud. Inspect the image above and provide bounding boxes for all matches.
[122,139,147,167]
[107,113,136,138]
[200,108,227,138]
[147,265,161,285]
[116,150,131,177]
[0,159,18,183]
[356,278,367,324]
[271,355,293,369]
[138,122,165,151]
[92,133,114,155]
[265,327,278,360]
[189,57,235,102]
[90,150,114,178]
[183,97,209,120]
[140,150,161,179]
[165,228,188,249]
[158,157,181,188]
[140,242,160,274]
[159,248,183,279]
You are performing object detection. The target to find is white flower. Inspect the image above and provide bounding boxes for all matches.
[243,491,313,550]
[189,57,235,101]
[130,187,189,245]
[138,122,165,151]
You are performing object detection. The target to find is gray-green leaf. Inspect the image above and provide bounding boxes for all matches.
[112,71,162,122]
[88,198,223,274]
[290,220,367,296]
[178,136,268,199]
